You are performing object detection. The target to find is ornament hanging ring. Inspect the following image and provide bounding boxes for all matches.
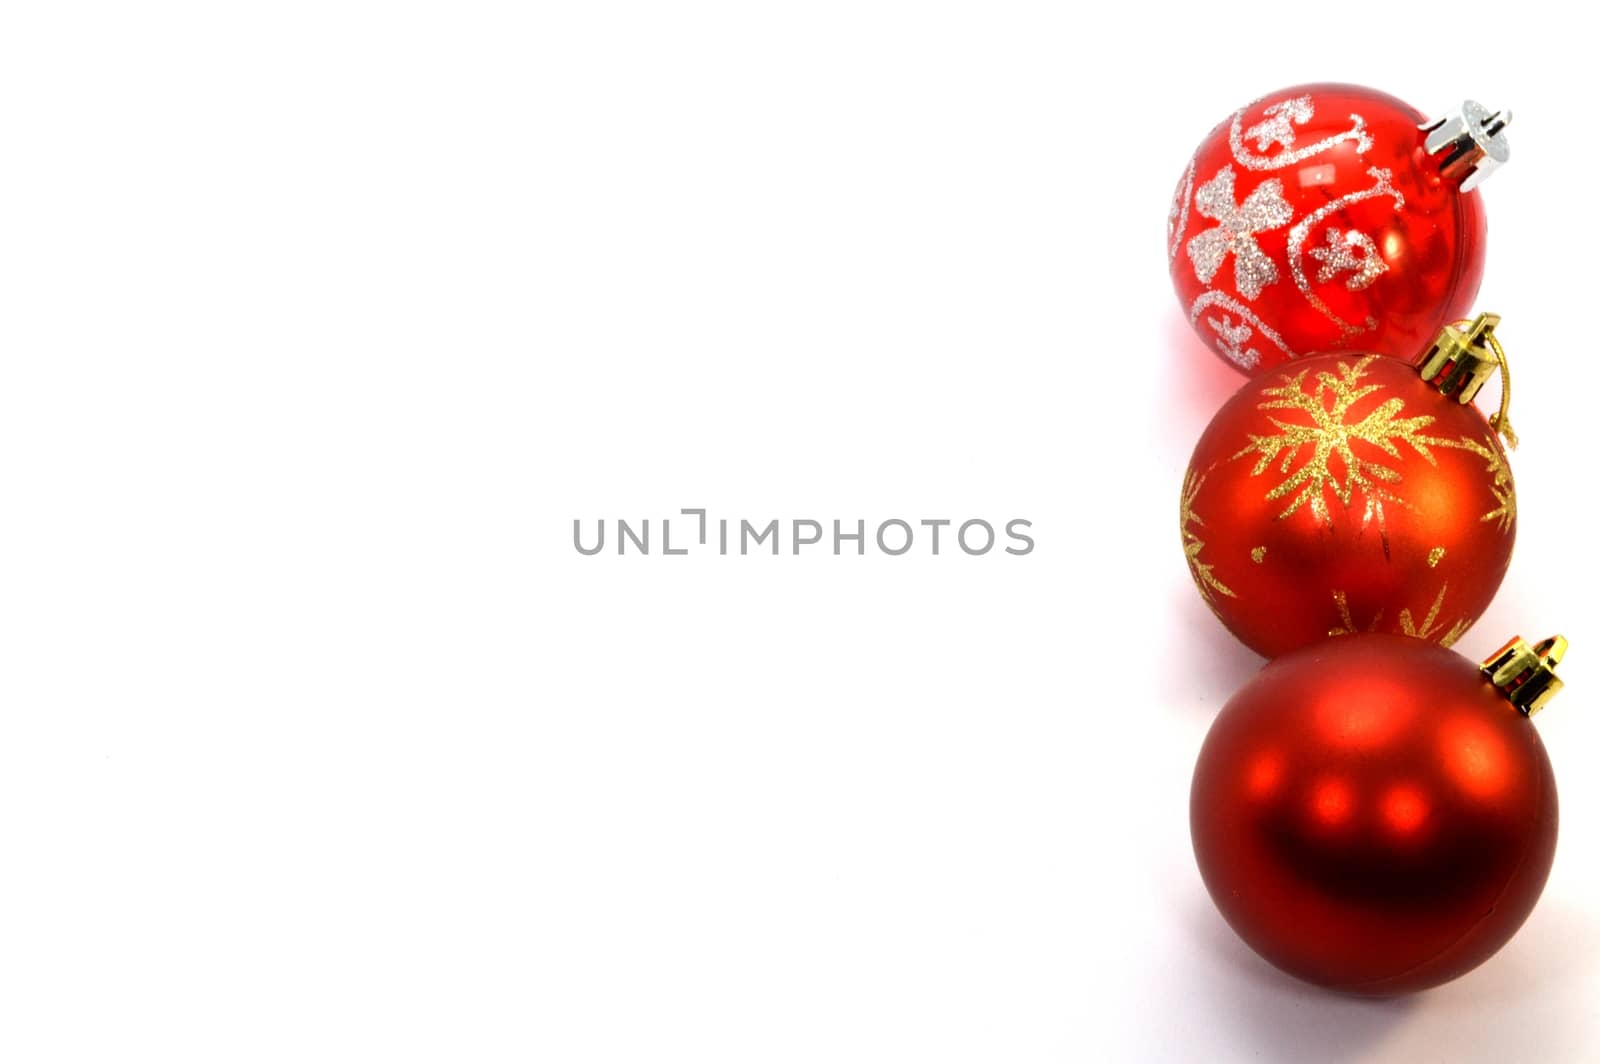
[1483,326,1518,448]
[1446,315,1516,448]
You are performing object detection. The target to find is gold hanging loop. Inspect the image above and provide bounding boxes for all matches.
[1481,327,1518,449]
[1421,314,1518,449]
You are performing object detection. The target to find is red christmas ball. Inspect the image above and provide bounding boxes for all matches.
[1168,83,1506,374]
[1180,322,1515,658]
[1191,633,1563,995]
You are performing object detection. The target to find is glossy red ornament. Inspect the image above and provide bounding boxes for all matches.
[1191,634,1562,995]
[1167,82,1506,374]
[1181,322,1514,658]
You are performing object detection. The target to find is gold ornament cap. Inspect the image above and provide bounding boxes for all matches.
[1419,313,1500,404]
[1481,635,1567,716]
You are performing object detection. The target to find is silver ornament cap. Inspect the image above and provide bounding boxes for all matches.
[1421,101,1511,191]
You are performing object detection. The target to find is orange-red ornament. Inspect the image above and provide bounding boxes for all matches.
[1192,633,1565,995]
[1167,83,1507,375]
[1180,315,1515,658]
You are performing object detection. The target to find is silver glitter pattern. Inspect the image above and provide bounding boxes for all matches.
[1207,313,1261,370]
[1185,166,1293,300]
[1286,167,1404,335]
[1189,290,1298,369]
[1242,97,1315,152]
[1168,159,1195,262]
[1309,227,1387,290]
[1228,96,1372,171]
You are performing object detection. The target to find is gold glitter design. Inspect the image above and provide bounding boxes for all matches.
[1457,439,1517,531]
[1328,584,1468,647]
[1233,357,1516,535]
[1401,585,1470,647]
[1251,546,1267,564]
[1235,357,1434,527]
[1328,590,1373,637]
[1328,590,1370,637]
[1181,469,1236,605]
[1427,547,1446,567]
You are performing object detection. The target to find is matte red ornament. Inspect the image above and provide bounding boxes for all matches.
[1191,633,1565,995]
[1180,317,1515,658]
[1167,82,1508,374]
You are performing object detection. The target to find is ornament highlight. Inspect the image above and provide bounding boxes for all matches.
[1168,83,1508,374]
[1180,314,1516,658]
[1191,633,1565,995]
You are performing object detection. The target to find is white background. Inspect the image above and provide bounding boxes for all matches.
[3,2,1595,1060]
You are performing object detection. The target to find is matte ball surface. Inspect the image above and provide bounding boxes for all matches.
[1190,635,1558,995]
[1181,351,1514,658]
[1168,83,1487,374]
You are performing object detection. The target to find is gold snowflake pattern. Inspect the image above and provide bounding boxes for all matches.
[1181,468,1236,606]
[1328,584,1468,647]
[1233,356,1516,534]
[1451,438,1517,532]
[1233,357,1433,527]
